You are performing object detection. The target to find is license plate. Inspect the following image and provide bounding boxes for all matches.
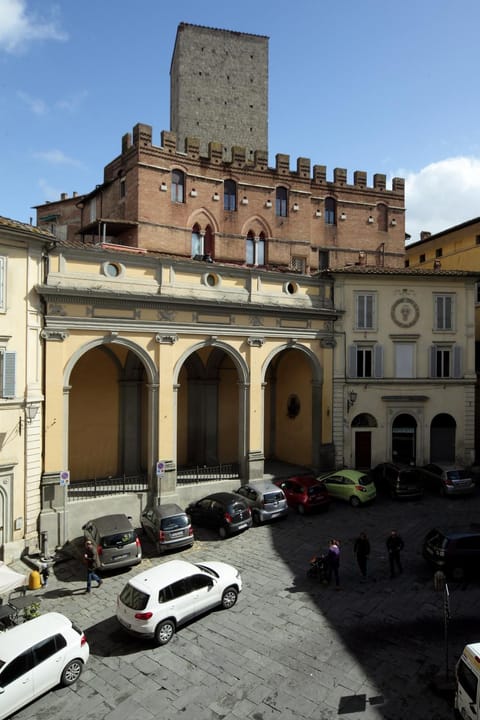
[170,531,183,538]
[237,523,247,530]
[113,554,129,561]
[271,512,281,518]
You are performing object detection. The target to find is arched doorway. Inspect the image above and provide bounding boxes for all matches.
[68,345,148,481]
[430,413,456,463]
[352,413,377,469]
[264,347,321,469]
[177,346,240,467]
[392,413,417,465]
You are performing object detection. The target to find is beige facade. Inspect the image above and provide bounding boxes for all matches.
[0,217,52,562]
[329,267,477,471]
[37,240,337,544]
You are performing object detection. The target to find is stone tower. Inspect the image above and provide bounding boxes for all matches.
[170,23,268,161]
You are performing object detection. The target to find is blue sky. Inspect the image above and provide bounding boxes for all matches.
[1,0,480,242]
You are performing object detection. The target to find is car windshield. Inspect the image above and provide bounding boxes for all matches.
[102,530,135,548]
[161,516,189,530]
[447,470,469,481]
[426,529,448,549]
[357,475,372,486]
[119,583,149,610]
[195,563,220,579]
[307,485,324,497]
[264,492,284,503]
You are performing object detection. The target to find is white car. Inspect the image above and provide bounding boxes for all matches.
[116,559,242,645]
[0,612,89,720]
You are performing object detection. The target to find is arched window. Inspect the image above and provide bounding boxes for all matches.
[246,231,266,266]
[224,179,237,211]
[276,187,288,217]
[377,203,388,232]
[324,197,336,225]
[191,223,202,257]
[171,169,185,203]
[246,231,255,265]
[204,225,214,259]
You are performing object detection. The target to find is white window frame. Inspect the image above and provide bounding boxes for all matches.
[355,292,376,330]
[434,294,454,331]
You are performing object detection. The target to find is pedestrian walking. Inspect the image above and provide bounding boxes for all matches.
[386,529,404,578]
[327,538,341,589]
[354,532,370,579]
[84,539,103,593]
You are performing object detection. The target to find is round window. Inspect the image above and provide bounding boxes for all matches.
[103,262,121,278]
[285,281,299,295]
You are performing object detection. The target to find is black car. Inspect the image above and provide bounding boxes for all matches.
[186,492,252,539]
[422,526,480,580]
[370,462,423,500]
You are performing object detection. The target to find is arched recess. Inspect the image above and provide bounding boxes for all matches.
[352,413,378,469]
[262,344,324,470]
[187,208,220,236]
[174,341,249,470]
[64,338,158,483]
[240,215,272,240]
[430,413,456,463]
[392,413,417,465]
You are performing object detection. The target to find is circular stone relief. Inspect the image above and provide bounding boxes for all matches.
[391,297,420,328]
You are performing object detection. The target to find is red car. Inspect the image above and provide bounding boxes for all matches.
[274,476,330,514]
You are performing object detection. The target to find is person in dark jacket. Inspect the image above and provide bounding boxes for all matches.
[354,532,371,579]
[84,540,103,593]
[386,530,404,578]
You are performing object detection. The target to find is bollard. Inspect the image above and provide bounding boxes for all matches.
[434,569,446,591]
[28,569,42,590]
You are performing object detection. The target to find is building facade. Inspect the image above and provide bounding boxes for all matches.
[329,266,477,471]
[0,217,53,562]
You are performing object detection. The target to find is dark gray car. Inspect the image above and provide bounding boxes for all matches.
[82,514,142,572]
[140,503,194,554]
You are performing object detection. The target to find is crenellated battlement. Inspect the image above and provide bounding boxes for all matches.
[119,123,404,194]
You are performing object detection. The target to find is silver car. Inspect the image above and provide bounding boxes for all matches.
[234,481,288,524]
[419,464,475,496]
[82,514,142,571]
[140,503,194,554]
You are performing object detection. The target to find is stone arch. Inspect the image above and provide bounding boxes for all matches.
[352,413,378,428]
[64,337,158,387]
[392,412,417,465]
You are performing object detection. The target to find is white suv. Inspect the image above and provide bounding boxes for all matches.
[0,612,89,720]
[116,559,242,645]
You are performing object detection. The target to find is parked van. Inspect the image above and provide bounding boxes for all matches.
[455,642,480,719]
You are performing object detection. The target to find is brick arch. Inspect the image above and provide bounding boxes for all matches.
[187,208,219,234]
[240,215,272,238]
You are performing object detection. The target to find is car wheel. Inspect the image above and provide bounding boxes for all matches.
[297,504,305,515]
[155,619,176,646]
[349,496,361,508]
[218,525,227,539]
[221,586,238,609]
[60,659,83,686]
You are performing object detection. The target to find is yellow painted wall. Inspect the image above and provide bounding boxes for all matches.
[218,354,238,462]
[177,365,188,465]
[273,349,312,466]
[69,348,119,480]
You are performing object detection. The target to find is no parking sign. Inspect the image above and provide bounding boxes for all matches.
[156,461,165,477]
[59,470,70,486]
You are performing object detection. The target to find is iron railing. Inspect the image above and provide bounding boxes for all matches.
[177,463,240,485]
[67,474,148,502]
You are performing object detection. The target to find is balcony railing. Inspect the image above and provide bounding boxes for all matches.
[67,474,148,502]
[177,463,240,485]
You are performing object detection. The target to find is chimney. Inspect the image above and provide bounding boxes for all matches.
[420,231,431,241]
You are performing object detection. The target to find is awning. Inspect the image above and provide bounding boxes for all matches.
[0,562,27,596]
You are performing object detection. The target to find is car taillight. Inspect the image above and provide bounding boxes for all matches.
[97,545,103,556]
[246,507,251,516]
[134,611,153,620]
[135,536,141,548]
[445,478,454,486]
[188,527,193,536]
[159,531,165,542]
[80,633,87,647]
[224,512,232,524]
[355,486,367,493]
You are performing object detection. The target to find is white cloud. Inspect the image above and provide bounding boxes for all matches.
[33,149,84,168]
[17,90,47,115]
[0,0,67,53]
[402,157,480,244]
[38,177,62,202]
[55,91,88,114]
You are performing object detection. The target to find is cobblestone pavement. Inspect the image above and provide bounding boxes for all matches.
[7,486,480,720]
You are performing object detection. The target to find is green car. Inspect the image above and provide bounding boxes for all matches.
[320,469,376,507]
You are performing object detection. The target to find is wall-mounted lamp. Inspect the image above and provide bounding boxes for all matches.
[368,216,374,224]
[241,196,249,205]
[391,218,397,227]
[346,390,357,412]
[160,182,167,192]
[340,212,347,221]
[315,209,322,218]
[265,199,272,208]
[292,203,299,212]
[189,189,198,198]
[26,403,40,423]
[212,192,220,201]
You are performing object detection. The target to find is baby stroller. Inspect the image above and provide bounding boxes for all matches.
[307,553,329,583]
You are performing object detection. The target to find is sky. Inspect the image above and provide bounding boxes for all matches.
[1,0,480,243]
